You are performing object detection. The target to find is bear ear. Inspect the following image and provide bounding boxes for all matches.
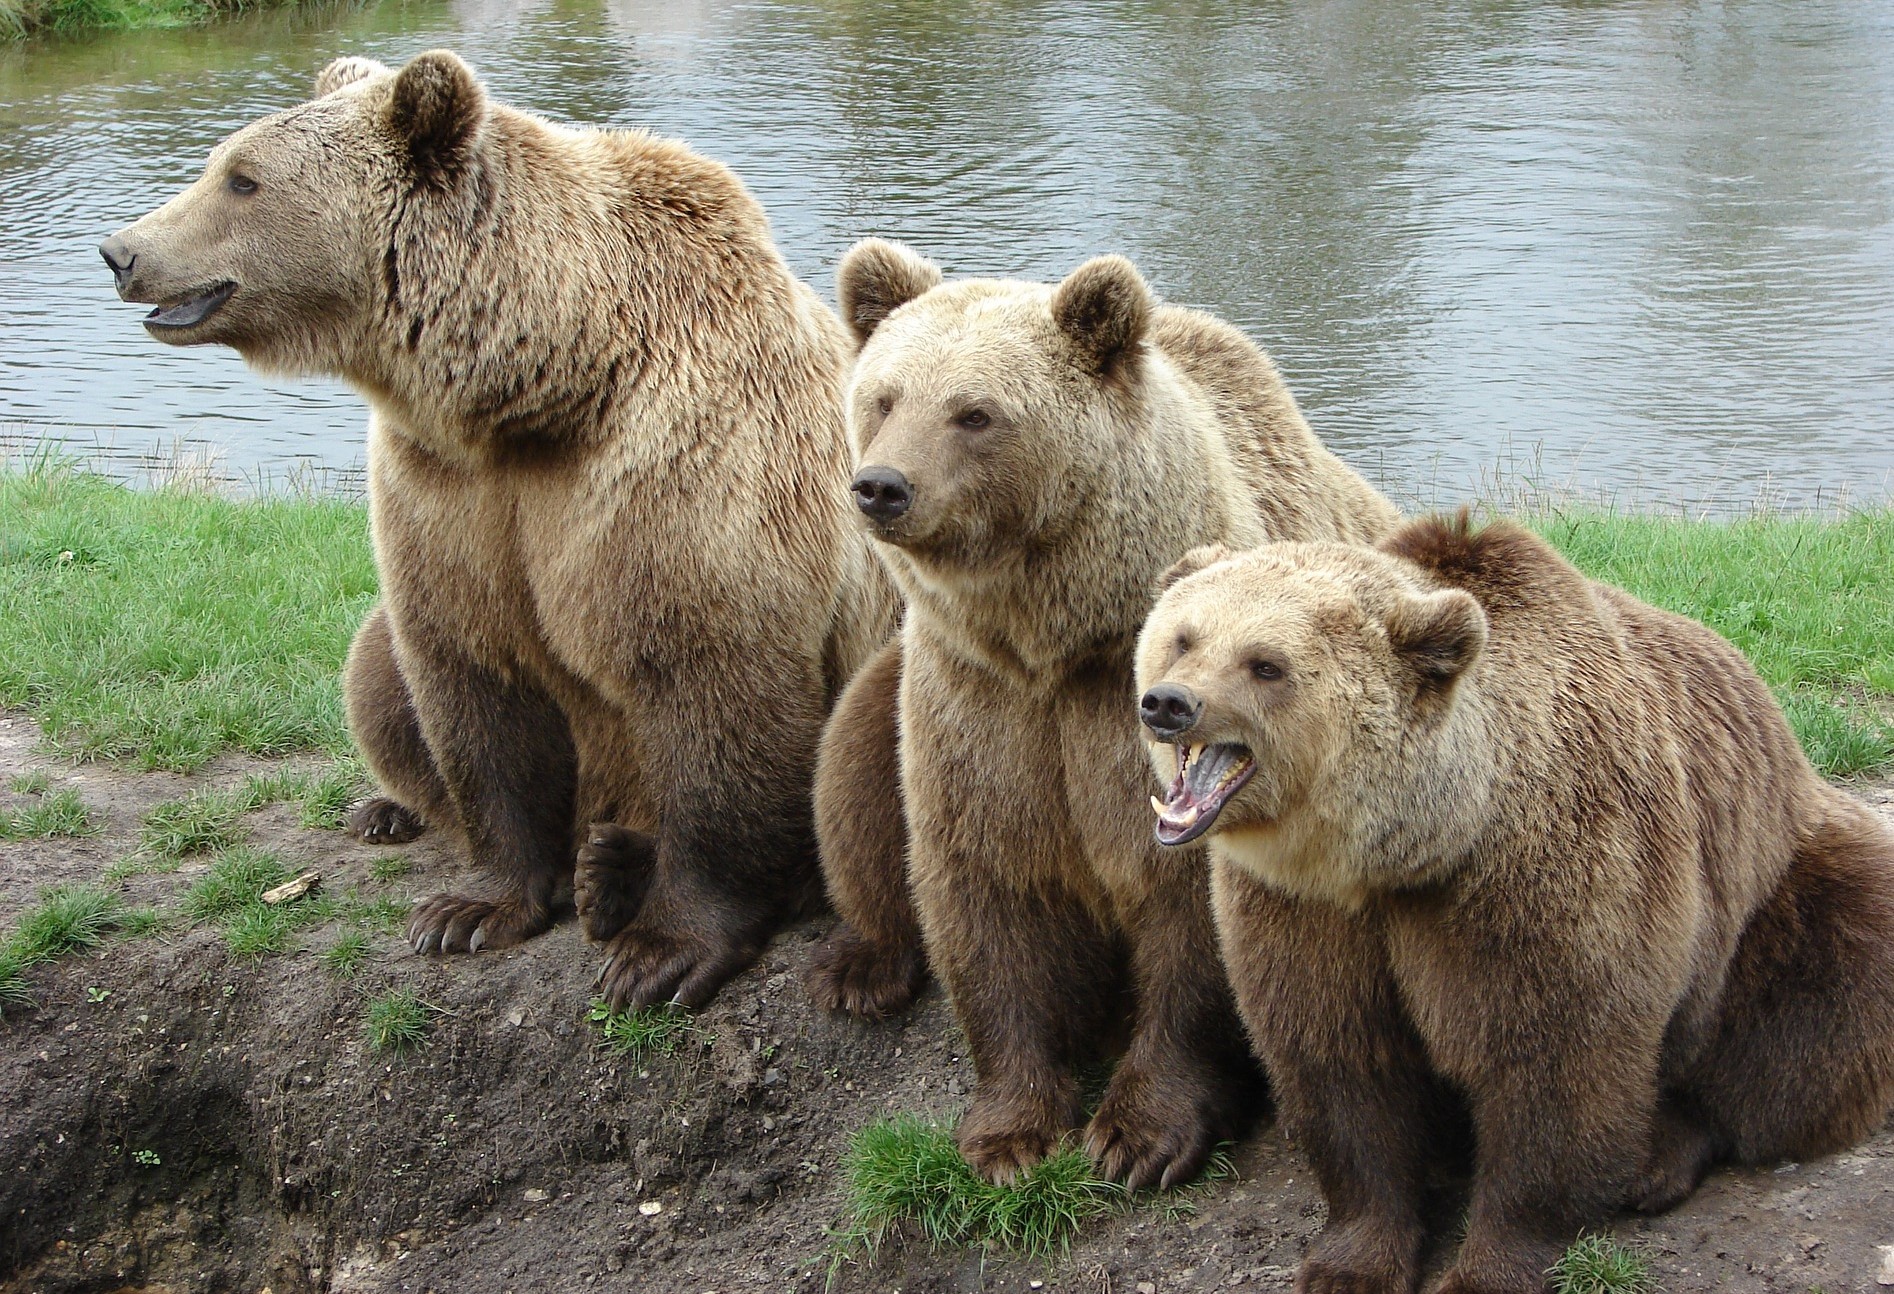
[387,50,487,182]
[1386,588,1486,692]
[315,56,388,98]
[1052,254,1153,379]
[1156,544,1235,596]
[838,239,943,347]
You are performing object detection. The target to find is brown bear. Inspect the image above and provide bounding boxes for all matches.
[813,239,1399,1187]
[101,51,896,1009]
[1135,518,1894,1294]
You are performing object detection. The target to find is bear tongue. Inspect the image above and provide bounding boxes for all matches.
[1148,743,1257,847]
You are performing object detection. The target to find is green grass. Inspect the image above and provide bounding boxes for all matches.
[2,467,1890,777]
[322,929,371,977]
[1532,509,1894,776]
[0,884,125,1016]
[365,988,430,1053]
[1548,1234,1660,1294]
[368,854,413,883]
[341,893,409,937]
[178,847,291,921]
[830,1116,1124,1273]
[0,787,99,840]
[9,771,50,795]
[586,998,702,1058]
[0,466,374,772]
[0,0,303,42]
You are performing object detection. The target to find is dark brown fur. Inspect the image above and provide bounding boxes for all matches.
[1141,517,1894,1293]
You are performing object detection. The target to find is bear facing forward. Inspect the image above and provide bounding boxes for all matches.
[1135,518,1894,1294]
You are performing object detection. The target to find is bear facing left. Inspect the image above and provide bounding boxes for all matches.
[100,49,899,1011]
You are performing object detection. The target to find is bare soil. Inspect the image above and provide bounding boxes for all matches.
[1,711,1890,1294]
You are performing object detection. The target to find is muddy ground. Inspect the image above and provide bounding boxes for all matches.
[1,710,1890,1294]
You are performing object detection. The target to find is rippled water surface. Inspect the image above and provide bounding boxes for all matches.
[2,0,1892,506]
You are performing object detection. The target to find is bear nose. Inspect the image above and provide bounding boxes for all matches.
[851,466,912,523]
[99,235,136,289]
[1139,683,1202,738]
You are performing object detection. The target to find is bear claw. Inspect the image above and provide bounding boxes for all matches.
[405,894,548,956]
[348,796,425,845]
[806,924,927,1020]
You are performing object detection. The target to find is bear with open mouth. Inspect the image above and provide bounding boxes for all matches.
[1136,516,1894,1294]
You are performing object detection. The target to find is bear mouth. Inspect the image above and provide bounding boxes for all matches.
[1150,742,1256,847]
[144,282,236,332]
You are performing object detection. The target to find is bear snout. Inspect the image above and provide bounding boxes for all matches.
[100,233,137,293]
[851,465,913,524]
[1139,682,1203,739]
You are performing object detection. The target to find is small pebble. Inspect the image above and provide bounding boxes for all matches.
[639,1200,663,1217]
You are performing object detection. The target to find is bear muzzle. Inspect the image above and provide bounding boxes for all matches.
[100,230,239,335]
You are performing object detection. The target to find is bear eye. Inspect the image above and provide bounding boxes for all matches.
[875,395,893,417]
[228,174,258,196]
[1250,659,1285,682]
[1174,631,1193,655]
[956,408,991,431]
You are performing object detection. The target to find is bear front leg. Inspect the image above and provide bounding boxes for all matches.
[1085,843,1264,1190]
[808,638,929,1019]
[594,659,825,1011]
[343,603,449,844]
[397,631,579,955]
[1214,866,1439,1294]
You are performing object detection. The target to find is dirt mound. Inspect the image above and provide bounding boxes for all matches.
[1,715,1890,1293]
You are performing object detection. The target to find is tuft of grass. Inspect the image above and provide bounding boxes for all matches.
[136,770,313,863]
[119,906,164,938]
[0,788,99,841]
[368,854,413,883]
[0,884,125,1016]
[586,998,701,1059]
[1534,509,1894,777]
[365,988,430,1053]
[1548,1234,1660,1294]
[9,771,50,795]
[0,466,373,770]
[830,1116,1124,1273]
[342,893,410,937]
[297,758,370,830]
[220,902,301,958]
[178,848,290,921]
[322,929,371,978]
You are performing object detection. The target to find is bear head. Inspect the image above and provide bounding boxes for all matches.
[98,50,487,377]
[1133,540,1492,902]
[836,239,1157,568]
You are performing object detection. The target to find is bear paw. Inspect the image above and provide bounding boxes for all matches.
[406,894,550,955]
[956,1088,1080,1187]
[348,796,425,844]
[806,923,927,1020]
[1294,1218,1422,1294]
[574,823,657,944]
[1628,1109,1716,1215]
[596,920,761,1013]
[1083,1094,1219,1192]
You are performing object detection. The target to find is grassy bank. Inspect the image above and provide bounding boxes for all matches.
[0,0,289,41]
[2,464,1891,777]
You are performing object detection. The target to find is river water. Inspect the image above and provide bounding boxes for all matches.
[2,0,1891,509]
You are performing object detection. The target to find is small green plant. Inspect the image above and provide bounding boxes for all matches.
[0,884,125,1016]
[84,985,110,1004]
[342,893,410,936]
[1548,1234,1660,1294]
[8,771,50,795]
[829,1116,1124,1277]
[130,1149,161,1167]
[299,758,369,829]
[365,988,431,1054]
[0,788,99,841]
[322,929,371,978]
[119,906,163,937]
[368,854,413,883]
[139,788,251,859]
[586,998,700,1059]
[221,902,300,957]
[179,848,291,921]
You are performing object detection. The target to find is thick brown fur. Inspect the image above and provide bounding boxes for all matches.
[812,240,1398,1188]
[1136,517,1894,1293]
[105,51,897,1009]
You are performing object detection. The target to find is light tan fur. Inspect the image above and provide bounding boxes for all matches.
[812,239,1397,1187]
[1136,520,1894,1294]
[104,51,896,1009]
